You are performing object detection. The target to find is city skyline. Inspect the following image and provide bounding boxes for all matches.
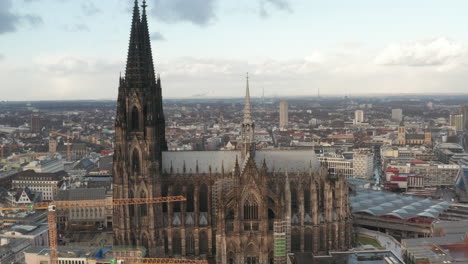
[3,0,468,100]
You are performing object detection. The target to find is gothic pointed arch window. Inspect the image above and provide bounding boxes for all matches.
[225,209,234,233]
[269,251,274,264]
[291,228,301,252]
[131,106,140,131]
[132,149,141,175]
[199,230,209,255]
[172,185,182,226]
[162,185,168,226]
[185,184,195,226]
[291,185,299,217]
[305,228,313,251]
[227,252,235,264]
[320,226,327,251]
[246,244,258,264]
[173,185,182,213]
[186,233,195,255]
[304,188,311,214]
[139,190,147,217]
[172,230,182,255]
[163,231,169,254]
[243,195,258,220]
[129,190,135,217]
[268,208,275,231]
[186,184,194,212]
[141,233,149,251]
[199,184,208,212]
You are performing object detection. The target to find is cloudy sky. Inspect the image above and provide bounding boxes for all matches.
[2,0,468,100]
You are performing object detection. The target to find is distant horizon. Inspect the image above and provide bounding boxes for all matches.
[3,92,468,103]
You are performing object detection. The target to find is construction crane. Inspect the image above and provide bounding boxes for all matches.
[117,258,207,264]
[88,257,207,264]
[50,130,73,161]
[0,196,200,264]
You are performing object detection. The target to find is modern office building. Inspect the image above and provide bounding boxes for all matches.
[460,104,468,131]
[450,114,464,132]
[318,155,354,178]
[30,113,41,133]
[279,100,288,130]
[354,109,364,123]
[392,108,403,122]
[353,150,374,180]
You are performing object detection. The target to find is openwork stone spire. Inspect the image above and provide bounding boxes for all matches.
[243,72,252,124]
[241,73,255,159]
[124,0,157,88]
[140,0,156,86]
[125,0,142,85]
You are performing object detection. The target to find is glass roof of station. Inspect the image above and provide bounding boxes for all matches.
[350,190,450,220]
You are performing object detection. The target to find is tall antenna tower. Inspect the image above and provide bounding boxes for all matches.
[262,87,265,111]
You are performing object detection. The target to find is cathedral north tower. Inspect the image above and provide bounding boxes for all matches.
[113,0,167,256]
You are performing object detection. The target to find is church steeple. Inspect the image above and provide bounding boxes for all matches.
[243,73,252,124]
[114,0,167,255]
[140,0,156,86]
[124,0,158,88]
[241,73,255,160]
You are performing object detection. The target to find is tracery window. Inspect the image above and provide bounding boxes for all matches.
[304,189,311,214]
[186,184,194,212]
[186,234,195,255]
[140,191,147,217]
[291,185,298,216]
[199,231,209,254]
[291,228,301,252]
[132,149,140,175]
[243,196,258,220]
[199,184,208,212]
[172,230,182,255]
[305,228,313,251]
[131,106,140,131]
[226,209,235,233]
[268,208,275,231]
[129,190,135,217]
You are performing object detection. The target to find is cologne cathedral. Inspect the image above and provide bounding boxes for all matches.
[112,1,353,263]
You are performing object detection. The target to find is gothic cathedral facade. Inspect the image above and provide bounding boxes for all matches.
[113,1,353,263]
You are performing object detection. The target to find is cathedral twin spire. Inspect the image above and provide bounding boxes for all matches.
[125,0,156,88]
[116,0,166,150]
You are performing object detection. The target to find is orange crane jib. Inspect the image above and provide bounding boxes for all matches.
[0,196,187,211]
[0,196,188,264]
[117,257,208,264]
[89,258,208,264]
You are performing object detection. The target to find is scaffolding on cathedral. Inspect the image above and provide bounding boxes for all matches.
[274,218,291,264]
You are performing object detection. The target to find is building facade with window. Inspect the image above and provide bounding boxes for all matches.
[55,188,113,231]
[11,170,66,201]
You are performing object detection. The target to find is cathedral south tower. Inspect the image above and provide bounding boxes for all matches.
[113,0,167,256]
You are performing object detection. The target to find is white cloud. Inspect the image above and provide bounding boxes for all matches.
[304,51,325,64]
[5,39,468,101]
[375,37,466,67]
